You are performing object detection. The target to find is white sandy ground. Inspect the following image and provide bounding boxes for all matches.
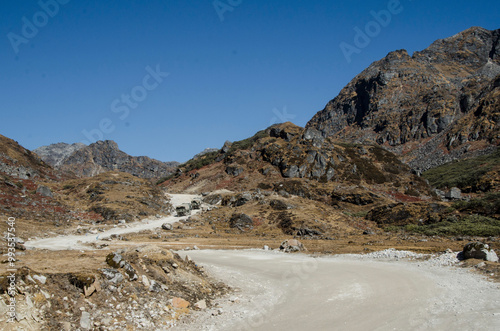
[24,194,199,250]
[174,250,500,331]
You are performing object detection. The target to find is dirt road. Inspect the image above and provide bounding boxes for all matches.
[176,250,500,331]
[24,194,199,250]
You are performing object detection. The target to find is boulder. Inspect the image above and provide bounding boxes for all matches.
[101,268,124,284]
[229,213,253,229]
[162,223,173,230]
[445,187,462,200]
[269,199,290,210]
[296,228,322,237]
[280,239,306,253]
[36,185,53,198]
[461,242,499,262]
[203,194,222,205]
[225,165,244,176]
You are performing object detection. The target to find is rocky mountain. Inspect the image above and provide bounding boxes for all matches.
[307,27,500,172]
[35,140,179,179]
[34,142,86,167]
[0,134,57,181]
[162,122,430,201]
[0,133,78,223]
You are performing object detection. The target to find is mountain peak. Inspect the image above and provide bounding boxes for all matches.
[307,26,500,171]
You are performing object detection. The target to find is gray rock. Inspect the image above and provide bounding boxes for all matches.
[221,141,232,153]
[194,299,207,310]
[445,187,462,200]
[280,239,306,252]
[101,268,124,284]
[203,194,222,205]
[36,185,53,198]
[33,275,47,284]
[229,213,253,229]
[80,311,91,330]
[225,165,244,176]
[162,223,173,230]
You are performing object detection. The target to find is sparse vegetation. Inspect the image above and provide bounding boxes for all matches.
[452,192,500,217]
[422,149,499,192]
[393,214,500,237]
[227,130,268,154]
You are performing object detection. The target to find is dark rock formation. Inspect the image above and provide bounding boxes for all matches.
[461,242,499,262]
[229,213,253,229]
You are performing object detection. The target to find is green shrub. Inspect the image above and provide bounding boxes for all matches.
[422,149,499,192]
[402,214,500,237]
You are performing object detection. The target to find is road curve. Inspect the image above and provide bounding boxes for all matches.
[177,250,500,331]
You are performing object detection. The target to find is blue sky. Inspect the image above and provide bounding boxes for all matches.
[1,0,499,162]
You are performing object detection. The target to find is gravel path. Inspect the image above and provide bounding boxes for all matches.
[24,194,199,250]
[174,249,500,331]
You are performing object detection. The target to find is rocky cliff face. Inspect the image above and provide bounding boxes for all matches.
[56,140,178,179]
[34,142,86,167]
[306,27,500,171]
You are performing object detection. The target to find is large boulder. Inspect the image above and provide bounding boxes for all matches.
[36,185,53,198]
[461,242,499,262]
[279,239,306,253]
[229,213,253,230]
[203,194,222,205]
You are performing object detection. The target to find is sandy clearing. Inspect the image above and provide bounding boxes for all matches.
[175,250,500,331]
[24,194,200,250]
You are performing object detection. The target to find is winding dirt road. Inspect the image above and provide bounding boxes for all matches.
[177,250,500,331]
[24,194,199,250]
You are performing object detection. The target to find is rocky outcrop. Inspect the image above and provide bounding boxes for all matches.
[228,213,253,230]
[307,27,500,171]
[33,142,86,167]
[55,140,178,179]
[461,242,499,262]
[279,239,306,252]
[367,202,448,226]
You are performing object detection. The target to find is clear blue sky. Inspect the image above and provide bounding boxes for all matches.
[1,0,498,162]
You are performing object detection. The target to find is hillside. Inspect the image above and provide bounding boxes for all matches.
[307,27,500,172]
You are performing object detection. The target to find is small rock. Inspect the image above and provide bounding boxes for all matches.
[263,245,270,251]
[162,223,173,231]
[142,275,150,288]
[80,311,91,330]
[194,299,207,310]
[171,297,190,309]
[33,275,47,284]
[36,185,53,198]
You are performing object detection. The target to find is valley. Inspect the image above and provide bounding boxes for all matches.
[1,25,499,330]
